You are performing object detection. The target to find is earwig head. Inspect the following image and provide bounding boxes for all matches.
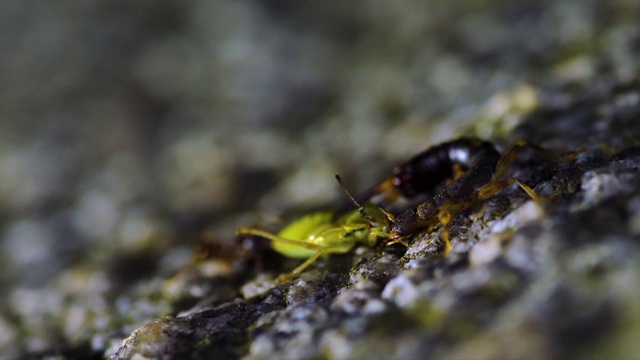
[384,209,419,246]
[390,208,419,238]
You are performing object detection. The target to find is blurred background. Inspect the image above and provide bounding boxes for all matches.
[1,0,639,356]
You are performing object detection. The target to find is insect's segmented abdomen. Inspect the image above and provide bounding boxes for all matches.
[391,138,500,200]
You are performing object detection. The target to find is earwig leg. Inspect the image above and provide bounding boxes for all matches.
[513,179,541,201]
[494,140,562,179]
[437,210,452,255]
[494,141,528,179]
[491,141,583,202]
[476,176,541,202]
[557,148,586,162]
[452,163,467,180]
[477,180,509,201]
[495,141,584,179]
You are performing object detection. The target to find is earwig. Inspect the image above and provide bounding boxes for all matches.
[351,138,552,252]
[353,138,502,206]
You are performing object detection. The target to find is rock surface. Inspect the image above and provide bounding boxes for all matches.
[1,1,639,359]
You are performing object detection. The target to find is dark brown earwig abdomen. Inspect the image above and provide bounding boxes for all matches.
[391,138,500,199]
[388,138,501,235]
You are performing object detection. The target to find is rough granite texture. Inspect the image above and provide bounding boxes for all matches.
[1,1,639,359]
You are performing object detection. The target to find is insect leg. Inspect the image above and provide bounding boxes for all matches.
[476,176,542,202]
[477,141,550,201]
[489,139,587,201]
[437,210,452,254]
[276,247,350,284]
[236,228,326,251]
[495,140,584,179]
[513,179,541,200]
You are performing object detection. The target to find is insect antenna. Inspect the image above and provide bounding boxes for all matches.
[335,174,379,224]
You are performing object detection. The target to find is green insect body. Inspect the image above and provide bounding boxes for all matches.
[236,204,392,282]
[273,211,335,259]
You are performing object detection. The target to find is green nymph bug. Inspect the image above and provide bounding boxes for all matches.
[236,175,394,283]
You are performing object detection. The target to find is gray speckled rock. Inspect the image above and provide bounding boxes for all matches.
[107,82,640,359]
[2,1,640,359]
